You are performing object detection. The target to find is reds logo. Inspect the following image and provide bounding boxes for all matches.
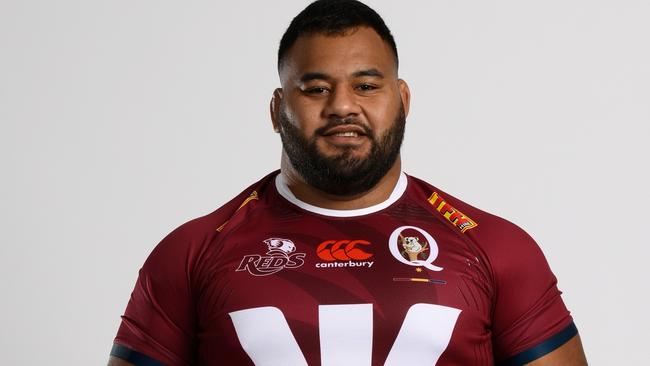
[236,238,306,276]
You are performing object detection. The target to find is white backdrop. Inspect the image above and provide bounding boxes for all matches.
[1,0,648,364]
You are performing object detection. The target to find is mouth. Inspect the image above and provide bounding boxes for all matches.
[332,131,361,137]
[319,125,369,148]
[321,125,368,138]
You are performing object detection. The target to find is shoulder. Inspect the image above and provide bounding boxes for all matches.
[406,174,574,362]
[405,174,521,235]
[405,174,546,266]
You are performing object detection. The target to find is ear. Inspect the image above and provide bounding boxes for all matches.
[270,88,283,133]
[397,79,411,118]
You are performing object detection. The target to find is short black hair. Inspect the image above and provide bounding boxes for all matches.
[278,0,398,70]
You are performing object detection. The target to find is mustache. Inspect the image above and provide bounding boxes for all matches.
[314,117,373,137]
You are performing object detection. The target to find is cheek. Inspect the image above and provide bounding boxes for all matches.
[364,100,398,130]
[286,100,323,135]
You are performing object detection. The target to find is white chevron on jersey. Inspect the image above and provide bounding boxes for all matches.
[385,303,461,365]
[229,307,308,366]
[229,303,461,365]
[319,304,373,366]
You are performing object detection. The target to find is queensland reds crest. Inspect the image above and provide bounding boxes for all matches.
[388,226,443,271]
[236,238,306,276]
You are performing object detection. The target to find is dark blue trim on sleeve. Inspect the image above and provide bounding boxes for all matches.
[110,344,166,366]
[499,322,578,366]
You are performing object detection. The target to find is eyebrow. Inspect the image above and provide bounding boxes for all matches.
[299,68,385,83]
[352,68,384,78]
[299,72,329,83]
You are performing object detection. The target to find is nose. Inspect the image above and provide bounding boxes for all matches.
[323,86,361,118]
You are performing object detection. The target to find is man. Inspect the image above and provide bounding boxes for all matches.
[109,0,587,365]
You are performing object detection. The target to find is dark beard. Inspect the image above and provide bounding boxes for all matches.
[278,105,405,196]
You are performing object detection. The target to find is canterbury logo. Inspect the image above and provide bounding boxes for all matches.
[316,240,373,261]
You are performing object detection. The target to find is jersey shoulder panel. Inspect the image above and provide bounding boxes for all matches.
[113,171,279,366]
[405,174,553,273]
[405,174,574,362]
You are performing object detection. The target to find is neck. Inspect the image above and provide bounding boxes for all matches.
[279,153,403,210]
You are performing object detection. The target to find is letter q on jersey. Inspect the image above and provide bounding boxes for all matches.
[316,240,373,261]
[389,226,443,271]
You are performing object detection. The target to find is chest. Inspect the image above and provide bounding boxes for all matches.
[196,214,495,365]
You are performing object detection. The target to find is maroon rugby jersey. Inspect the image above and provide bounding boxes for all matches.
[112,171,576,366]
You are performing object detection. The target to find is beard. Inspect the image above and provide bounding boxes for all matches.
[278,104,406,196]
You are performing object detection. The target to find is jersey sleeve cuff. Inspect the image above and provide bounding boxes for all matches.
[111,343,166,366]
[498,321,578,366]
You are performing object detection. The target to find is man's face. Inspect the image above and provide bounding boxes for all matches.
[274,27,410,196]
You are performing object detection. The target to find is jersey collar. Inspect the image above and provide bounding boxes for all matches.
[274,172,408,217]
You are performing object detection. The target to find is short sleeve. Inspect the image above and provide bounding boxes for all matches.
[112,224,200,366]
[485,220,576,364]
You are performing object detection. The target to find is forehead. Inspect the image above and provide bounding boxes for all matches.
[280,27,397,81]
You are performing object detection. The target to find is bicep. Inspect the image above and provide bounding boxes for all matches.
[484,219,578,363]
[524,335,587,366]
[112,225,200,365]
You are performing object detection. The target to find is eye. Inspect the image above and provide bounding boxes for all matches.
[304,86,330,95]
[356,84,378,92]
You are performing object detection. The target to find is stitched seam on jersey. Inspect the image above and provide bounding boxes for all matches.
[274,172,409,217]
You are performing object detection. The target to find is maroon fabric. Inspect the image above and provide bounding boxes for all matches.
[114,171,573,365]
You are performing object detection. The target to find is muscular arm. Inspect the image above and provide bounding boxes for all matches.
[525,335,588,366]
[107,356,134,366]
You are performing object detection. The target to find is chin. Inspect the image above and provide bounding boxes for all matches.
[318,144,371,160]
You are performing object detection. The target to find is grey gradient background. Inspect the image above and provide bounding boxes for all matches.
[1,0,648,364]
